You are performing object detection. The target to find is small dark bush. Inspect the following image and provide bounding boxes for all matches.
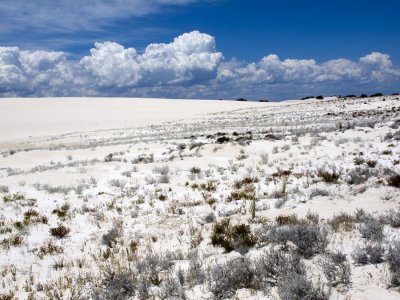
[236,98,248,101]
[317,169,340,183]
[360,94,368,98]
[216,136,230,144]
[353,157,365,165]
[370,93,383,97]
[387,174,400,188]
[316,95,324,100]
[233,176,259,189]
[104,153,114,162]
[227,184,256,201]
[211,219,257,253]
[50,225,70,239]
[366,160,377,168]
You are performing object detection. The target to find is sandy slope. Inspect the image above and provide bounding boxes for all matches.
[0,97,274,142]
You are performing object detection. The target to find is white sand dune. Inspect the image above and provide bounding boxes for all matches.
[0,97,276,142]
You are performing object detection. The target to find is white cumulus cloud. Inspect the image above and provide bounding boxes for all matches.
[0,31,399,99]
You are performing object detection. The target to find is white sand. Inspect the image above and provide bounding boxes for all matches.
[0,97,273,142]
[0,95,399,299]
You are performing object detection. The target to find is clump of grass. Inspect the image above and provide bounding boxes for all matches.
[228,185,256,201]
[2,193,25,203]
[1,235,23,249]
[50,225,71,239]
[317,169,340,183]
[38,241,64,258]
[353,157,365,165]
[211,219,257,253]
[233,177,259,189]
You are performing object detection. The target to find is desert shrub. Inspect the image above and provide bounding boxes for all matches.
[353,157,365,165]
[317,169,340,183]
[316,95,324,100]
[104,153,114,162]
[233,176,259,189]
[2,192,25,203]
[309,188,329,199]
[386,242,400,287]
[158,174,170,184]
[187,252,205,287]
[354,208,370,223]
[329,212,355,232]
[211,219,257,253]
[382,208,400,228]
[0,293,14,300]
[52,208,68,219]
[153,165,170,175]
[268,224,328,258]
[321,252,351,287]
[259,153,269,164]
[109,179,127,188]
[1,235,23,249]
[50,225,70,239]
[347,166,371,185]
[216,136,230,144]
[136,253,172,285]
[189,166,201,174]
[353,244,384,265]
[207,257,254,298]
[359,218,384,242]
[382,149,392,155]
[160,275,185,299]
[93,266,137,300]
[306,211,320,225]
[102,228,122,248]
[274,197,287,208]
[366,160,377,168]
[0,185,9,193]
[228,184,256,201]
[253,249,304,290]
[38,241,64,258]
[278,271,329,300]
[275,214,306,226]
[387,174,400,188]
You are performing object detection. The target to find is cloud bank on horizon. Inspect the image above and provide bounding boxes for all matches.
[1,31,399,100]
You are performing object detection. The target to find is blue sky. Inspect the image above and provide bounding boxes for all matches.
[0,0,399,100]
